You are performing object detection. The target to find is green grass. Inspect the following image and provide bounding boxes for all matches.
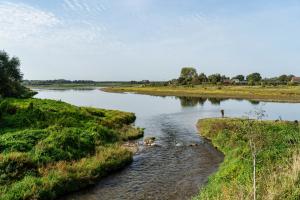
[102,85,300,103]
[0,98,143,200]
[195,118,300,200]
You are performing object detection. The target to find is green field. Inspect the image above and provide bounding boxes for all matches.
[0,98,143,200]
[102,85,300,103]
[195,118,300,200]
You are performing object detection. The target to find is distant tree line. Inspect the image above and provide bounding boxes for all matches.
[169,67,297,86]
[23,79,158,86]
[0,51,35,98]
[23,79,98,86]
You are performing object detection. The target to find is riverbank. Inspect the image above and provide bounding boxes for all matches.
[195,118,300,200]
[102,85,300,103]
[0,98,143,200]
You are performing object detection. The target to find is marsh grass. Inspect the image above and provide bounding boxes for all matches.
[0,98,143,200]
[195,118,300,200]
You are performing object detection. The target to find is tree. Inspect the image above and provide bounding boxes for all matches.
[246,73,262,85]
[180,67,197,79]
[178,67,198,85]
[0,50,33,98]
[278,75,288,83]
[198,73,208,83]
[232,75,245,81]
[208,73,221,84]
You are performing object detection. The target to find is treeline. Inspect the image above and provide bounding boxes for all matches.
[169,67,298,86]
[23,79,99,86]
[24,79,166,86]
[0,51,35,98]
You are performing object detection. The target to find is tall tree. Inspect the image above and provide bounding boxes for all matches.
[246,73,262,85]
[0,51,32,98]
[178,67,198,85]
[208,73,221,84]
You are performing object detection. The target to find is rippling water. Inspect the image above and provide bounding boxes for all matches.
[34,89,300,200]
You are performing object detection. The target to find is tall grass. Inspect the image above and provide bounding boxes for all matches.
[195,118,300,200]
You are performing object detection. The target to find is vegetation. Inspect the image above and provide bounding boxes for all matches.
[23,80,161,89]
[0,51,35,98]
[103,67,299,102]
[0,98,143,200]
[102,85,300,103]
[195,118,300,200]
[170,67,297,86]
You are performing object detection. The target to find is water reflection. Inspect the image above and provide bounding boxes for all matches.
[177,96,262,107]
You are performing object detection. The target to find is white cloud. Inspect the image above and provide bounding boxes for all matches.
[0,2,60,41]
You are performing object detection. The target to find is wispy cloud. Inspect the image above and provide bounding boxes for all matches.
[0,2,60,41]
[0,1,111,49]
[63,0,107,14]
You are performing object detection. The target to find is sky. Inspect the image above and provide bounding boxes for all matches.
[1,0,300,81]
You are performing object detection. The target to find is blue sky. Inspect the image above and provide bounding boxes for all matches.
[1,0,300,80]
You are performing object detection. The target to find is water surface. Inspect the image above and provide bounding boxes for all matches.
[34,89,300,200]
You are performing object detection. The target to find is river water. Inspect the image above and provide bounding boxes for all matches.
[34,89,300,200]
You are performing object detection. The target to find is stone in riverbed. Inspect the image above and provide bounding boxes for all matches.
[144,137,156,146]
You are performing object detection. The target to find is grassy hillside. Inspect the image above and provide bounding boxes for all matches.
[102,85,300,103]
[195,118,300,200]
[0,98,143,200]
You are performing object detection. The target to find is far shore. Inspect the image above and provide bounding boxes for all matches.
[101,85,300,103]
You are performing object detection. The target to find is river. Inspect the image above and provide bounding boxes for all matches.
[34,89,300,200]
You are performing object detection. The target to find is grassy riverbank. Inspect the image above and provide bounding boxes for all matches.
[102,85,300,103]
[195,118,300,200]
[0,98,143,200]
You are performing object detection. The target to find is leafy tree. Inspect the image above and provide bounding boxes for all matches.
[208,73,221,84]
[278,75,288,83]
[198,73,208,83]
[232,75,245,81]
[0,50,34,98]
[246,73,262,85]
[180,67,197,79]
[178,67,198,85]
